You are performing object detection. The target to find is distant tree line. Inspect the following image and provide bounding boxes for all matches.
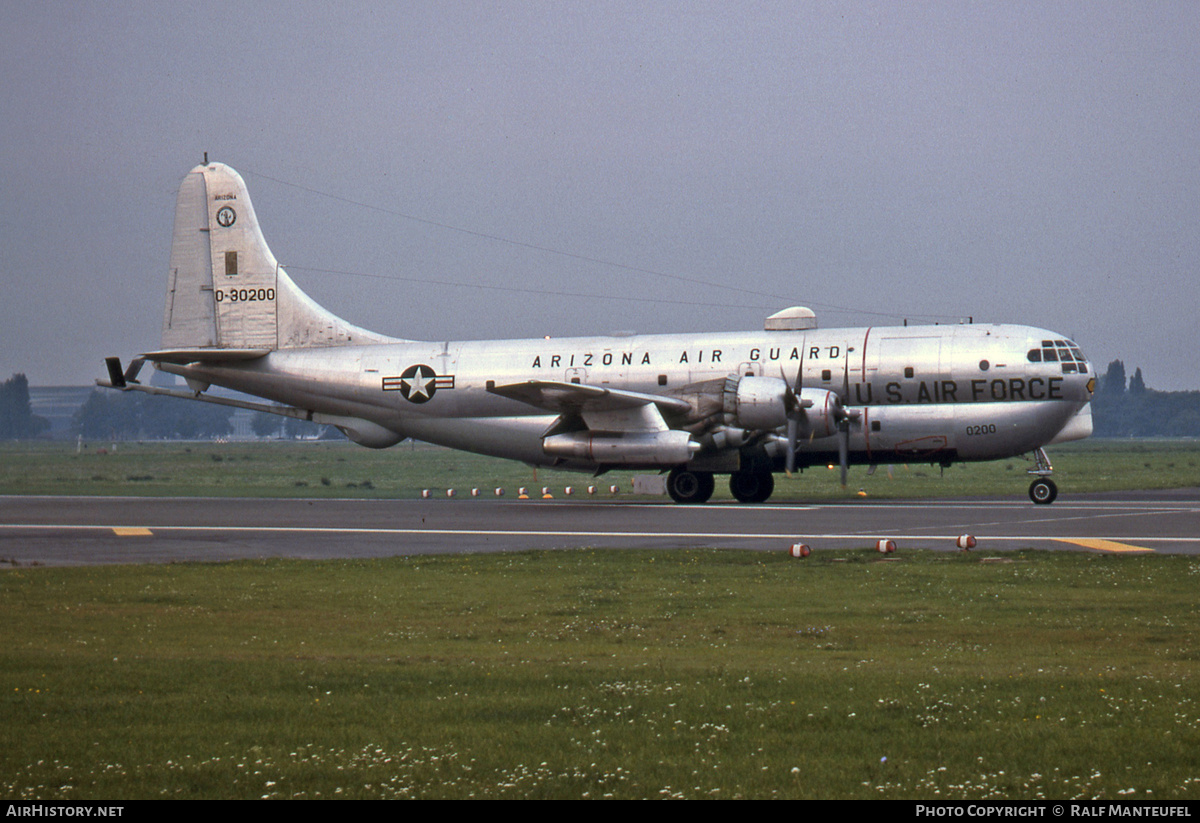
[1091,360,1200,437]
[69,389,337,441]
[0,374,49,439]
[72,390,234,440]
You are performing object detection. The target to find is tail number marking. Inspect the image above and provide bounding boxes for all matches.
[215,288,275,303]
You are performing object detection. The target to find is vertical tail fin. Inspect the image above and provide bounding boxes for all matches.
[161,162,397,352]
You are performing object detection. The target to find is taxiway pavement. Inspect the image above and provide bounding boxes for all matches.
[2,490,1198,565]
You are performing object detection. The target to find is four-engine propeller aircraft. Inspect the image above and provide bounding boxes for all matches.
[101,161,1094,504]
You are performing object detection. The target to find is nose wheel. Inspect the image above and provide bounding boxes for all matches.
[1027,447,1057,505]
[1029,477,1058,505]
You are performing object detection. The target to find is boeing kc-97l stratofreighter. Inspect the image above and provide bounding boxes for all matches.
[101,161,1095,504]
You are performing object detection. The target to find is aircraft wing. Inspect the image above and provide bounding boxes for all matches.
[488,380,692,433]
[488,380,691,415]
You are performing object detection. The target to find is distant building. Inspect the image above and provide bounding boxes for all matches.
[29,386,93,438]
[29,381,309,441]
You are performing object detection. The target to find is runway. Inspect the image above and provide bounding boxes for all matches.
[2,489,1199,565]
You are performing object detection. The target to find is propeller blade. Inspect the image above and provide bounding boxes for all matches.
[782,349,805,477]
[786,417,797,475]
[839,353,850,486]
[838,420,849,487]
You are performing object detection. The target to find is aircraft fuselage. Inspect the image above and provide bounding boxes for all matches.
[162,321,1093,472]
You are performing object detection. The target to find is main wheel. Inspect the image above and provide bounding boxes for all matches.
[1029,477,1058,505]
[666,468,715,504]
[729,469,775,503]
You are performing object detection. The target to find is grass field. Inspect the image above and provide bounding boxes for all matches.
[2,439,1199,799]
[2,549,1199,800]
[2,438,1199,500]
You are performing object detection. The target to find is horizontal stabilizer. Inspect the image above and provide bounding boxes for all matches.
[96,378,405,449]
[142,348,271,365]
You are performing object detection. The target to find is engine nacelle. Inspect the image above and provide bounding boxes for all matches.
[795,387,842,438]
[543,430,701,466]
[732,376,793,430]
[724,376,842,437]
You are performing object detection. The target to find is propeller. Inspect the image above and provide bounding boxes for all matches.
[785,415,798,475]
[838,422,849,485]
[780,348,859,483]
[836,355,862,487]
[783,350,805,476]
[838,358,850,485]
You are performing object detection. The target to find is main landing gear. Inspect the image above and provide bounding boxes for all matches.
[666,468,715,504]
[729,468,774,504]
[665,467,777,504]
[1027,447,1058,505]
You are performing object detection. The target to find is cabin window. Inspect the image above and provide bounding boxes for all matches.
[904,366,914,378]
[658,374,668,386]
[871,420,881,432]
[979,360,989,371]
[821,369,831,382]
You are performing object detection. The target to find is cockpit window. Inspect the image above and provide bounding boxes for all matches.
[1029,339,1088,374]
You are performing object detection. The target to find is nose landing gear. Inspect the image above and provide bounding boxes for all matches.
[1027,447,1058,505]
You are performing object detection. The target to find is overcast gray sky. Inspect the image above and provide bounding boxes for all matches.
[3,1,1197,388]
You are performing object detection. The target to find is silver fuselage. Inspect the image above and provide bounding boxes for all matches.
[161,321,1093,472]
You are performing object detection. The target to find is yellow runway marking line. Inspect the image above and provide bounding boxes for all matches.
[1058,538,1153,553]
[112,527,153,537]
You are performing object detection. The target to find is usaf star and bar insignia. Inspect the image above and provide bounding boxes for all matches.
[383,364,455,404]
